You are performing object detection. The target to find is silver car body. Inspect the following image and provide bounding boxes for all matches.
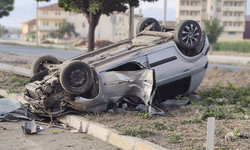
[25,32,210,115]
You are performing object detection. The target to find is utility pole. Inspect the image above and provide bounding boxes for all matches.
[129,6,134,38]
[163,0,167,26]
[36,1,38,46]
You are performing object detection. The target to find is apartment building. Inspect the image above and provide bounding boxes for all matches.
[22,3,143,42]
[176,0,246,41]
[21,19,36,40]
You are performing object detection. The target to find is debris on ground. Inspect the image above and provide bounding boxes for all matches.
[0,98,40,122]
[21,119,44,134]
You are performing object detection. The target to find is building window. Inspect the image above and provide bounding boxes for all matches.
[43,22,45,26]
[229,32,235,35]
[181,11,184,15]
[190,12,193,16]
[211,6,213,10]
[122,17,124,22]
[58,11,61,15]
[217,9,221,12]
[195,2,198,5]
[224,22,227,26]
[72,23,74,27]
[46,11,48,15]
[55,22,57,27]
[224,12,227,16]
[59,23,61,27]
[69,12,71,16]
[43,11,45,15]
[181,1,184,5]
[239,2,241,6]
[123,34,125,36]
[238,13,241,16]
[238,22,241,26]
[186,12,189,15]
[202,0,206,1]
[190,2,193,5]
[230,12,232,16]
[202,9,206,12]
[187,2,189,5]
[217,0,221,2]
[82,23,85,28]
[229,22,232,26]
[115,33,117,36]
[55,11,57,15]
[230,2,233,6]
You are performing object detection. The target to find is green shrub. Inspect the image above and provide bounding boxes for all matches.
[9,76,17,83]
[213,41,250,53]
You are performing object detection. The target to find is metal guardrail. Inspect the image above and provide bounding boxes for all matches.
[0,63,32,77]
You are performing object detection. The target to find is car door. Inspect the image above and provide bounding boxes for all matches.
[147,45,195,86]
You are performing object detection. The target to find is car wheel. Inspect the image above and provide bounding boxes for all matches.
[136,17,161,34]
[60,61,93,95]
[174,20,202,50]
[31,55,60,75]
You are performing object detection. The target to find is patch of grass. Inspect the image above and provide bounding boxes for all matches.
[9,76,17,83]
[165,124,173,131]
[7,88,25,94]
[116,122,125,128]
[18,78,30,87]
[233,128,241,137]
[82,135,93,140]
[169,132,182,143]
[147,122,166,131]
[181,118,202,124]
[219,147,227,150]
[199,83,250,107]
[215,127,225,134]
[122,126,155,138]
[137,111,153,120]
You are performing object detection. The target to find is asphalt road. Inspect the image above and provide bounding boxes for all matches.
[0,44,249,72]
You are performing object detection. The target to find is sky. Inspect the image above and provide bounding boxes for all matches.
[0,0,249,28]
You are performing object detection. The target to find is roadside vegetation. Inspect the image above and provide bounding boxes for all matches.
[213,41,250,53]
[81,82,250,149]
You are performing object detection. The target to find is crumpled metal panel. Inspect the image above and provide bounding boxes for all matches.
[100,70,154,104]
[69,70,154,112]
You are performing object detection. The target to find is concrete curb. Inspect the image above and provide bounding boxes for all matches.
[0,89,169,150]
[0,63,32,77]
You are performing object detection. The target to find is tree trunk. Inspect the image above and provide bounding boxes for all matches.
[88,23,95,52]
[87,12,101,52]
[210,44,213,54]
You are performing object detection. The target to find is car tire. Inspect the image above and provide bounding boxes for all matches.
[31,55,60,75]
[174,20,202,50]
[136,17,161,35]
[60,61,93,95]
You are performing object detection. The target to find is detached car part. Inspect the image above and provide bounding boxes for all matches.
[24,18,210,116]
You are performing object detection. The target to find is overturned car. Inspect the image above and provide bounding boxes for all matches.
[24,18,210,116]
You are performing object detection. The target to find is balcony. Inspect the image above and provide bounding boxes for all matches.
[223,6,245,12]
[221,16,244,22]
[38,15,64,20]
[38,26,53,31]
[179,5,201,11]
[179,15,201,21]
[224,26,244,32]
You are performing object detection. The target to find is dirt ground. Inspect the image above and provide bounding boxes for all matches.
[1,52,250,150]
[0,121,117,150]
